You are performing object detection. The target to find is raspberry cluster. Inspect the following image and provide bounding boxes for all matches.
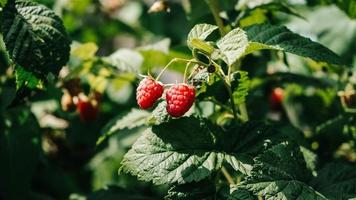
[136,77,195,118]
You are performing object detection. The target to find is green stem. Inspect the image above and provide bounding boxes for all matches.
[212,61,239,122]
[156,58,201,81]
[221,166,235,185]
[183,61,192,83]
[239,103,249,122]
[206,0,226,36]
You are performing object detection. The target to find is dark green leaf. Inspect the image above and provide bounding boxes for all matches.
[240,142,327,200]
[121,117,225,185]
[1,0,70,75]
[121,117,283,185]
[243,23,343,65]
[228,187,257,200]
[15,65,44,90]
[310,162,356,200]
[165,180,216,200]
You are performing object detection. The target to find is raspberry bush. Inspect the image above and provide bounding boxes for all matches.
[0,0,355,200]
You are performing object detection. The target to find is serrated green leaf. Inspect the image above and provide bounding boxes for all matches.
[231,71,250,105]
[217,28,248,66]
[97,108,150,145]
[1,0,70,75]
[165,180,216,200]
[243,23,343,65]
[187,24,218,49]
[121,118,284,185]
[228,187,257,200]
[310,162,356,200]
[15,65,44,90]
[241,142,327,200]
[300,146,317,173]
[121,117,225,185]
[224,154,253,176]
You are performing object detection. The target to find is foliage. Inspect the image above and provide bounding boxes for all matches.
[0,0,355,200]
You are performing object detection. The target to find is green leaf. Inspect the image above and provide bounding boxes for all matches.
[243,23,343,65]
[1,0,70,75]
[121,117,281,185]
[216,28,248,66]
[165,180,216,200]
[241,142,327,200]
[187,24,218,49]
[310,162,356,200]
[97,108,150,145]
[121,117,225,185]
[147,101,171,125]
[15,65,44,90]
[231,71,250,105]
[228,187,257,200]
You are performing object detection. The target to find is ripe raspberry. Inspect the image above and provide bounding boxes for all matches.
[77,96,99,122]
[269,87,284,111]
[166,84,195,117]
[136,77,164,109]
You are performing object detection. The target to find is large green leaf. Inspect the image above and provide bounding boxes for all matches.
[121,117,285,185]
[243,23,343,65]
[121,117,225,185]
[216,28,248,66]
[240,142,327,200]
[1,0,70,75]
[310,162,356,200]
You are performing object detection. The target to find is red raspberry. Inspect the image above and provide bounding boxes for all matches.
[269,87,284,111]
[77,96,99,123]
[136,77,164,109]
[166,84,195,117]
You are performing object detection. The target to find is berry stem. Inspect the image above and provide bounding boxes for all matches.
[183,61,192,83]
[212,61,240,122]
[221,166,235,185]
[156,58,203,81]
[205,0,227,36]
